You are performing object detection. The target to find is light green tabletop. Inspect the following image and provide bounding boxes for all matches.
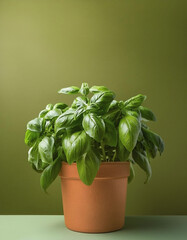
[0,215,187,240]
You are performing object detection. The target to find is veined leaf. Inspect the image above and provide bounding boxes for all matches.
[142,127,164,154]
[53,103,68,110]
[77,150,100,185]
[38,136,54,164]
[132,148,152,183]
[82,113,105,142]
[119,115,140,152]
[139,106,156,121]
[103,119,117,147]
[27,118,43,133]
[39,109,48,118]
[62,131,90,164]
[71,96,88,108]
[117,138,130,161]
[124,94,146,109]
[89,85,110,93]
[58,86,79,94]
[45,109,62,120]
[25,130,40,147]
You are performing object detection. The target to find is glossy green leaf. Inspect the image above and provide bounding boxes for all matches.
[139,106,156,121]
[128,162,135,183]
[40,157,62,191]
[124,94,146,109]
[103,119,117,147]
[38,136,54,164]
[71,96,88,108]
[58,86,80,94]
[142,127,164,154]
[45,109,62,120]
[77,150,100,185]
[55,109,80,133]
[79,83,89,96]
[117,138,130,161]
[132,148,152,183]
[119,115,140,152]
[90,91,115,113]
[82,113,105,142]
[27,118,43,133]
[53,103,68,110]
[46,104,53,110]
[38,109,48,118]
[62,131,90,164]
[89,85,110,93]
[25,130,40,147]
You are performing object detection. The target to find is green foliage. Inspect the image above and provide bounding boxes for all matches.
[25,83,164,190]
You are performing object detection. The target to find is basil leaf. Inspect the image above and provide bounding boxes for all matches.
[38,109,48,118]
[25,130,40,147]
[143,139,157,159]
[28,142,39,167]
[142,127,164,155]
[53,103,68,110]
[128,162,135,183]
[103,119,117,147]
[139,106,156,121]
[71,96,88,108]
[58,86,79,94]
[90,86,110,93]
[77,150,100,185]
[119,115,140,152]
[55,109,80,133]
[79,83,89,96]
[62,131,90,164]
[45,109,62,120]
[132,149,152,183]
[46,104,53,110]
[27,118,43,133]
[82,113,105,142]
[40,157,62,191]
[124,94,146,109]
[90,91,115,113]
[117,138,130,161]
[38,136,54,164]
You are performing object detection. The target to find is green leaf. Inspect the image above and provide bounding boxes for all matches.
[27,118,43,133]
[90,85,110,93]
[25,130,40,147]
[90,91,115,113]
[55,109,80,133]
[117,138,130,161]
[62,131,90,164]
[40,157,62,191]
[28,142,39,167]
[143,139,157,159]
[46,104,53,110]
[77,150,100,185]
[79,83,89,96]
[124,94,146,109]
[119,115,140,152]
[38,109,49,118]
[82,113,105,142]
[38,136,54,164]
[53,103,68,110]
[128,162,135,183]
[142,127,164,154]
[45,109,62,120]
[103,119,117,147]
[139,106,156,121]
[58,86,80,94]
[71,96,88,108]
[132,149,152,183]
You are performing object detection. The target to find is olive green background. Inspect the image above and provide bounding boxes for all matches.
[0,0,187,215]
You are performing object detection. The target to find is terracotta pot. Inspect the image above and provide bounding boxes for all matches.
[59,161,130,233]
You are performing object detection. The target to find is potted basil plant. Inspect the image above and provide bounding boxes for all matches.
[25,83,164,233]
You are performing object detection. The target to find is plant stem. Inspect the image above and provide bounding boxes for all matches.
[101,141,106,161]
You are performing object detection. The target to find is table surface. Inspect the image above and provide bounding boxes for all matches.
[0,215,187,240]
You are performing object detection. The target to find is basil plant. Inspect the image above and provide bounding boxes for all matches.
[25,83,164,191]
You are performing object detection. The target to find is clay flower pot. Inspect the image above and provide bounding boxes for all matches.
[59,161,130,233]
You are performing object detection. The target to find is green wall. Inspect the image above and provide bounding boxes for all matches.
[0,0,187,215]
